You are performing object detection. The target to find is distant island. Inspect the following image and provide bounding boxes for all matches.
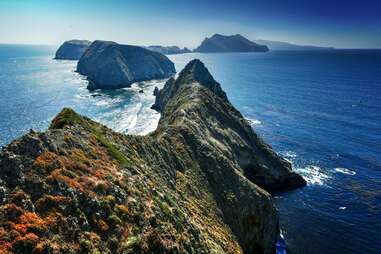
[77,40,175,90]
[54,40,91,60]
[146,45,191,55]
[254,39,335,51]
[194,34,269,53]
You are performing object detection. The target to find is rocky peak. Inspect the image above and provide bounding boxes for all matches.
[151,59,227,111]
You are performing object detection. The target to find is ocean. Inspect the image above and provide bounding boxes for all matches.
[0,45,380,254]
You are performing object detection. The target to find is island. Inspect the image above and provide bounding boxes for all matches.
[194,34,269,53]
[54,40,91,60]
[0,59,305,253]
[146,45,191,55]
[77,40,176,90]
[254,39,335,51]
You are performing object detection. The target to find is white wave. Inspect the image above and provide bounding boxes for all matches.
[282,150,297,159]
[334,167,356,176]
[339,206,347,210]
[245,117,262,125]
[295,165,330,186]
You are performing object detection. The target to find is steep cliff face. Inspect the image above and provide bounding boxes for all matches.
[194,34,269,53]
[153,60,305,192]
[0,60,304,254]
[77,41,176,90]
[55,40,91,60]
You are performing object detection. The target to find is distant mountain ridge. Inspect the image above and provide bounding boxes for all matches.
[254,39,335,51]
[194,34,269,53]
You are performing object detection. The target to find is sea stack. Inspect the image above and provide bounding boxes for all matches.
[0,60,305,253]
[54,40,91,60]
[194,34,269,53]
[77,40,176,90]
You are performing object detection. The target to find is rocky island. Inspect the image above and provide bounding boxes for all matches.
[194,34,269,53]
[54,40,91,60]
[146,45,191,55]
[254,39,335,51]
[0,59,305,253]
[77,40,176,90]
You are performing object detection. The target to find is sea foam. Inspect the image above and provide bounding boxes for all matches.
[295,165,330,186]
[334,167,356,176]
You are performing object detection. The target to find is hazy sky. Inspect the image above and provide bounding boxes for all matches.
[0,0,380,48]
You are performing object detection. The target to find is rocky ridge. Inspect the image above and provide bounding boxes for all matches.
[0,59,305,253]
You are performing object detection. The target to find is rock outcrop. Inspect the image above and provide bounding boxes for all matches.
[194,34,269,53]
[0,59,304,253]
[54,40,91,60]
[77,41,176,90]
[146,45,191,55]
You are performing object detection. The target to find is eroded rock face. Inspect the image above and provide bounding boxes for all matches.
[54,40,91,60]
[0,60,304,253]
[194,34,269,53]
[77,40,176,90]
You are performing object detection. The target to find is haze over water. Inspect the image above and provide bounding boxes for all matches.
[0,45,380,253]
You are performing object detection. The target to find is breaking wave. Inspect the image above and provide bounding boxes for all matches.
[295,165,330,186]
[334,167,356,176]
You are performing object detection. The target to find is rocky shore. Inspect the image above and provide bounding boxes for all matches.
[0,59,304,253]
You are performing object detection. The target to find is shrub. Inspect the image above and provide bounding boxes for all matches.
[35,195,68,212]
[33,152,59,172]
[12,233,39,254]
[97,219,109,232]
[79,239,92,253]
[108,214,122,227]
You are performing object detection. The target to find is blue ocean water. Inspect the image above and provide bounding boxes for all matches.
[0,45,380,254]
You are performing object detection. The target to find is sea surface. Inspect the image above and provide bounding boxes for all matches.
[0,45,380,254]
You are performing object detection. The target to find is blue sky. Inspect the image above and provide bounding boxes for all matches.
[0,0,380,48]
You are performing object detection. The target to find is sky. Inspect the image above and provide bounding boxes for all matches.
[0,0,380,49]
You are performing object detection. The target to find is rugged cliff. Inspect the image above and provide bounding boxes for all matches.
[0,59,304,254]
[55,40,91,60]
[77,41,176,90]
[194,34,269,53]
